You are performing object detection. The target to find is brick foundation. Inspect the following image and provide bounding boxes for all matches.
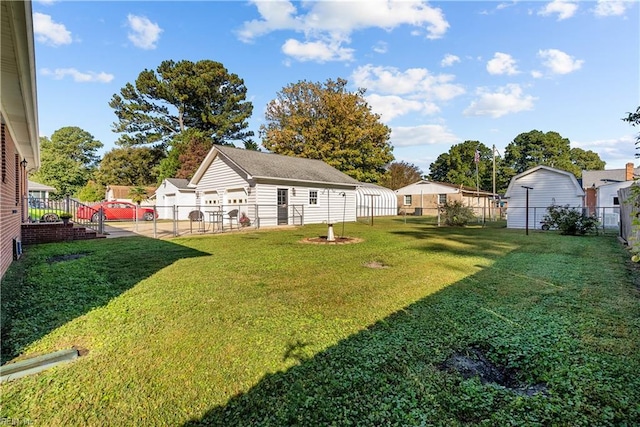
[21,223,104,245]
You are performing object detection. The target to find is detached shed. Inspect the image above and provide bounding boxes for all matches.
[504,165,584,229]
[154,178,197,220]
[190,145,360,227]
[356,183,397,218]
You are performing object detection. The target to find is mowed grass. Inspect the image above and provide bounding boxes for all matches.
[1,218,639,426]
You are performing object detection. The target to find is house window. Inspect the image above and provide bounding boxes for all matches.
[438,194,447,205]
[404,195,412,205]
[613,197,620,206]
[309,190,318,205]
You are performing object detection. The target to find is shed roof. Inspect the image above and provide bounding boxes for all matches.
[106,185,157,199]
[164,178,191,189]
[395,180,495,196]
[191,145,360,187]
[504,165,584,198]
[582,166,640,188]
[28,180,56,192]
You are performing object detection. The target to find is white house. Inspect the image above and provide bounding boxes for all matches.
[504,165,584,229]
[28,180,56,199]
[189,145,360,227]
[596,181,633,228]
[154,178,197,220]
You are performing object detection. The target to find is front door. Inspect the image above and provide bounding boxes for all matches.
[277,188,288,225]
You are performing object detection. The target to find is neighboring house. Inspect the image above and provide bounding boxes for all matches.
[356,183,397,218]
[582,162,637,228]
[189,145,360,226]
[28,180,56,199]
[1,0,39,278]
[595,181,633,228]
[504,165,584,229]
[394,180,495,216]
[106,185,156,205]
[154,178,197,220]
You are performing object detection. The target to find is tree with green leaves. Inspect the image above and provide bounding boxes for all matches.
[128,186,150,205]
[95,146,164,186]
[261,78,393,183]
[77,181,105,202]
[30,126,103,198]
[109,59,254,150]
[379,161,423,190]
[429,141,514,194]
[504,130,604,178]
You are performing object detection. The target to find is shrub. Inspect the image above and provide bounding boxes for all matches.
[541,205,599,235]
[441,201,476,226]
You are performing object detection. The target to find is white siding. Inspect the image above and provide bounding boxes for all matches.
[596,181,631,227]
[254,182,356,227]
[154,181,197,220]
[506,168,583,229]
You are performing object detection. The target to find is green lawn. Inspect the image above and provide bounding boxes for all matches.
[1,218,638,426]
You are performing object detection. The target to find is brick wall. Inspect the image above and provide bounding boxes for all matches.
[1,125,24,279]
[21,223,101,245]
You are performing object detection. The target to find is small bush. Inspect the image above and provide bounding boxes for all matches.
[442,201,476,226]
[542,205,599,235]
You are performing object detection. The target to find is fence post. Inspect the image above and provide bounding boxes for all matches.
[98,207,104,234]
[153,205,157,239]
[173,205,178,237]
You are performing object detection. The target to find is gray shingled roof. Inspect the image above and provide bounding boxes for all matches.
[165,178,191,189]
[582,167,640,188]
[215,145,360,185]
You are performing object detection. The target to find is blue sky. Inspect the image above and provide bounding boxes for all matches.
[33,0,639,175]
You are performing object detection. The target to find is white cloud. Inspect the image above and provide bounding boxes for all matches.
[464,84,536,118]
[391,124,458,146]
[238,0,449,63]
[573,135,636,167]
[372,41,388,54]
[531,70,544,79]
[594,0,628,17]
[127,14,162,50]
[366,94,439,122]
[352,65,465,100]
[538,49,584,74]
[352,64,465,122]
[441,54,460,67]
[33,13,72,46]
[281,38,354,62]
[40,68,114,83]
[486,52,519,75]
[538,0,579,20]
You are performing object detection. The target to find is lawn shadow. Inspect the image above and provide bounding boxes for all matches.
[390,224,517,259]
[1,236,208,364]
[180,258,554,426]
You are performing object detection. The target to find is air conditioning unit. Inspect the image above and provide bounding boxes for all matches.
[13,238,22,260]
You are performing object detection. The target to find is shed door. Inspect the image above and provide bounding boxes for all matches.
[277,188,288,225]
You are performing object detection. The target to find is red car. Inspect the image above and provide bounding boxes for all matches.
[77,201,157,222]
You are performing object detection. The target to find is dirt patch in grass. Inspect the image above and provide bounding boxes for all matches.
[440,348,548,397]
[363,261,389,269]
[73,345,90,357]
[47,253,88,264]
[300,236,363,245]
